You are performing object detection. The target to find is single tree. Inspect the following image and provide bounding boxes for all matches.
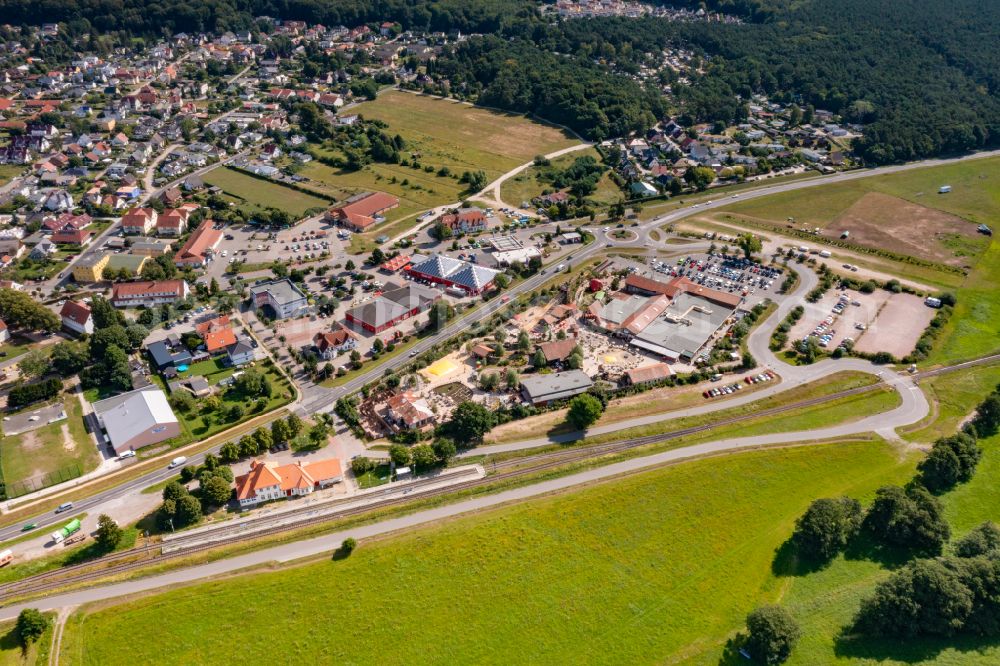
[411,444,436,469]
[744,605,801,664]
[447,402,495,444]
[389,443,412,467]
[15,608,49,646]
[954,521,1000,558]
[201,475,233,507]
[566,394,604,430]
[95,514,123,552]
[792,496,863,562]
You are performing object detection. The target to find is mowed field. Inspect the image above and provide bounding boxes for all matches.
[299,91,581,249]
[499,146,621,208]
[201,167,330,217]
[718,157,999,272]
[59,439,919,665]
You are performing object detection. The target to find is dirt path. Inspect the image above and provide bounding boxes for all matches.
[48,605,75,666]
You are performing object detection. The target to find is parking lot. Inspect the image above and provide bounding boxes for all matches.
[2,401,66,436]
[649,252,783,307]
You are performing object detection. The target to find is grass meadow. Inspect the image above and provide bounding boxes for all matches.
[59,439,917,665]
[201,167,329,217]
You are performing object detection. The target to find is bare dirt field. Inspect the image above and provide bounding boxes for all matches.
[831,192,985,267]
[854,293,935,358]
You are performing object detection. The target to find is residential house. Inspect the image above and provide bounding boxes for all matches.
[226,339,255,366]
[121,207,158,235]
[312,327,357,359]
[437,207,487,234]
[60,300,94,335]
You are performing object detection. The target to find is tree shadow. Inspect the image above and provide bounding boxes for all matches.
[0,625,23,655]
[770,537,839,576]
[331,546,353,561]
[834,627,1000,663]
[717,633,749,666]
[843,531,920,570]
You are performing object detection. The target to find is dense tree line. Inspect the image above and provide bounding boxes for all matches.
[520,0,1000,163]
[0,0,536,37]
[430,35,664,140]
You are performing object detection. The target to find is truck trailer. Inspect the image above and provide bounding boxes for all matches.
[50,518,81,544]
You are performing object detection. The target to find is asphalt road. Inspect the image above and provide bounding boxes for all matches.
[1,148,995,554]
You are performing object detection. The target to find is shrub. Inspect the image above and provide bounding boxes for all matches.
[15,609,49,646]
[8,377,61,407]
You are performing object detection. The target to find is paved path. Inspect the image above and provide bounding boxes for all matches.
[1,148,996,617]
[471,142,595,214]
[0,405,928,622]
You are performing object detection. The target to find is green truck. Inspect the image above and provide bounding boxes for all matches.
[50,518,81,544]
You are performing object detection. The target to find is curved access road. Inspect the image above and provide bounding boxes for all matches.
[0,149,993,575]
[467,262,929,457]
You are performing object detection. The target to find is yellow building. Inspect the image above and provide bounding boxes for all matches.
[72,253,110,283]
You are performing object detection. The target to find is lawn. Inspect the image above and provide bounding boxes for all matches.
[163,360,294,442]
[355,462,390,489]
[0,398,100,498]
[0,613,54,666]
[0,336,37,363]
[498,147,622,208]
[902,363,1000,442]
[925,236,1000,364]
[201,167,330,218]
[58,439,917,665]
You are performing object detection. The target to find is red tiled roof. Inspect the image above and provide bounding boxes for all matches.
[60,300,91,326]
[204,328,237,352]
[174,219,222,264]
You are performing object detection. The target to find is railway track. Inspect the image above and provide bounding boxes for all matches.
[3,352,997,604]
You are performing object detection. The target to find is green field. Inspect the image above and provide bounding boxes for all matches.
[299,90,581,250]
[59,439,918,665]
[927,236,1000,364]
[722,157,1000,230]
[201,167,330,218]
[0,165,22,187]
[499,147,622,208]
[0,398,99,497]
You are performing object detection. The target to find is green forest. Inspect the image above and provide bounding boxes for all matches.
[1,0,996,164]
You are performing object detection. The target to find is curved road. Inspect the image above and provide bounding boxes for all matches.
[0,149,996,612]
[5,148,994,540]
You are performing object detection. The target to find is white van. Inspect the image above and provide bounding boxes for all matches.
[118,450,136,460]
[168,456,187,469]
